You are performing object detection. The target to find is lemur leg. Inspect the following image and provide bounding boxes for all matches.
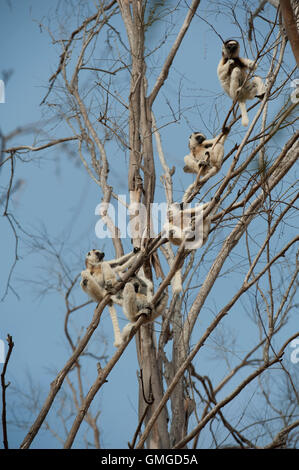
[122,283,138,322]
[101,261,118,291]
[136,268,154,302]
[241,58,256,69]
[119,282,152,345]
[199,164,219,181]
[80,270,106,302]
[184,154,199,174]
[197,158,212,178]
[113,255,137,275]
[172,270,182,295]
[251,76,265,99]
[108,250,137,268]
[230,67,243,99]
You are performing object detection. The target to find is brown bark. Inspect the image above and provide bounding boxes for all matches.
[280,0,299,67]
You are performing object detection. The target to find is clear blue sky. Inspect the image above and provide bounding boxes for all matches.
[0,0,297,449]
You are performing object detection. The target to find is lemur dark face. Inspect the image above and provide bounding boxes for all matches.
[86,249,105,266]
[133,282,140,293]
[222,39,240,58]
[189,132,206,150]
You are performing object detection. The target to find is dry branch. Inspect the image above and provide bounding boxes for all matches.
[1,335,14,449]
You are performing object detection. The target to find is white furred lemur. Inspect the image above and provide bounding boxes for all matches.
[81,248,140,303]
[80,249,168,347]
[217,39,265,126]
[161,200,219,295]
[163,202,215,251]
[80,248,141,347]
[183,128,229,179]
[120,279,168,344]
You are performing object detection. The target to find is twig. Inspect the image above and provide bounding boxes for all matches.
[62,313,147,449]
[174,336,296,449]
[40,1,118,104]
[264,419,299,448]
[134,148,299,449]
[1,335,14,449]
[19,250,147,449]
[148,0,201,107]
[128,404,150,449]
[3,136,78,154]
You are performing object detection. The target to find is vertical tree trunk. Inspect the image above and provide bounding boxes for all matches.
[280,0,299,67]
[169,302,188,447]
[118,0,168,448]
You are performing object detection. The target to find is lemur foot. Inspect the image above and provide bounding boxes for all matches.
[198,160,211,168]
[104,280,115,293]
[183,165,194,173]
[113,337,123,348]
[80,270,92,288]
[136,306,152,319]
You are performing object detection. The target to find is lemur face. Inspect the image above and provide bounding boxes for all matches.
[222,39,240,58]
[189,132,206,149]
[86,249,105,266]
[133,282,140,293]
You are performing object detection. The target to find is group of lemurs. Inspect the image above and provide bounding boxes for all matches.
[81,248,168,347]
[80,40,266,347]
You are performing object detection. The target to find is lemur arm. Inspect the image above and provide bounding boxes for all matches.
[80,269,106,302]
[108,250,137,268]
[184,154,201,174]
[239,57,256,70]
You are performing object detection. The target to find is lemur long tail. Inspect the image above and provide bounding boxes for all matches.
[238,101,249,126]
[172,270,182,295]
[108,304,122,348]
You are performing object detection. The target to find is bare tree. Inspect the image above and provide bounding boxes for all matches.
[1,0,298,449]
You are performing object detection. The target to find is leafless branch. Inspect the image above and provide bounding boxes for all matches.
[1,335,14,449]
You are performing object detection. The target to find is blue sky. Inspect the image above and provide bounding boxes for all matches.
[0,0,297,449]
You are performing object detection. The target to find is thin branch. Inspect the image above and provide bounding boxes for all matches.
[264,419,299,448]
[148,0,201,107]
[135,234,299,448]
[1,335,14,449]
[3,136,78,154]
[19,249,148,449]
[174,334,298,449]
